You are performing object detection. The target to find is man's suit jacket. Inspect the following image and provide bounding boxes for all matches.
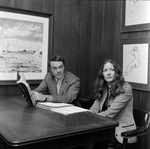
[34,71,80,103]
[90,82,137,143]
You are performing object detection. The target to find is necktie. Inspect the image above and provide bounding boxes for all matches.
[56,80,61,95]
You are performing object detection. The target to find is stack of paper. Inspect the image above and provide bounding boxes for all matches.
[36,102,72,110]
[51,106,89,115]
[36,102,89,115]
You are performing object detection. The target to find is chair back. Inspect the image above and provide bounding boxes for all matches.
[76,96,95,109]
[133,108,150,135]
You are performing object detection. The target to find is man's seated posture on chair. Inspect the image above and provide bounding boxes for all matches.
[32,55,80,104]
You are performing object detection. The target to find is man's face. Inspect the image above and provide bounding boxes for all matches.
[50,61,65,79]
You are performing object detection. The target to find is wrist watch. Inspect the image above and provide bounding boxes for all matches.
[45,95,47,101]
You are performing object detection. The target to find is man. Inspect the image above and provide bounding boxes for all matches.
[32,55,80,104]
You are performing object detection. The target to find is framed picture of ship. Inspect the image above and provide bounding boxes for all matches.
[0,6,53,84]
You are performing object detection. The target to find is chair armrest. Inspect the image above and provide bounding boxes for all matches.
[121,126,148,138]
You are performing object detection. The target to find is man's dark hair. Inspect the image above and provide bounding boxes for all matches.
[48,55,65,69]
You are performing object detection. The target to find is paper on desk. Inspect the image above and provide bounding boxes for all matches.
[51,106,89,115]
[36,102,72,110]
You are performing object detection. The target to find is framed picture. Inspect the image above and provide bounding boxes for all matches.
[122,0,150,32]
[0,6,53,85]
[121,38,150,91]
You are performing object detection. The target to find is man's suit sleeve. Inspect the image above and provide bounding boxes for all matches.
[33,74,49,94]
[33,72,80,103]
[51,77,80,103]
[90,99,100,113]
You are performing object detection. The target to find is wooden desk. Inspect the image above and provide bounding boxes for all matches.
[0,96,118,149]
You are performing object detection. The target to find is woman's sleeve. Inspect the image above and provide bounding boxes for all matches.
[98,83,133,118]
[90,99,101,113]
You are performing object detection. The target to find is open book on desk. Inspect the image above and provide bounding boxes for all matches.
[17,72,36,106]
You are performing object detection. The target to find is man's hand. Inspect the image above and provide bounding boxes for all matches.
[31,91,46,103]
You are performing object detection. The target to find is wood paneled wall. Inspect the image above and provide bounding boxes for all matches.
[53,0,122,96]
[0,0,149,149]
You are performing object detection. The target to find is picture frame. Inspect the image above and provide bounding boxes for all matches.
[121,38,150,91]
[122,0,150,32]
[0,6,53,85]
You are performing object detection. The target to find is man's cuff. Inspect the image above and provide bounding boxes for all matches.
[46,95,53,102]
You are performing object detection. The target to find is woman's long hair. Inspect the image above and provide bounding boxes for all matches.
[94,59,125,99]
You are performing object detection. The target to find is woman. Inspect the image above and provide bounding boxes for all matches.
[90,59,137,149]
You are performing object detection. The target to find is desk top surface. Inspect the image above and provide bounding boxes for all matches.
[0,96,118,146]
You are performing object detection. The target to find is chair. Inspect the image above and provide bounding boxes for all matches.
[71,98,82,107]
[76,96,95,109]
[121,108,150,149]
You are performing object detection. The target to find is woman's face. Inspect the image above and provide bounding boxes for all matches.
[103,62,115,85]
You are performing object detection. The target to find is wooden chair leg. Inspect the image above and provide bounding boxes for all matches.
[122,138,127,149]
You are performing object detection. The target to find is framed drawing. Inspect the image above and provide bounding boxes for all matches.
[0,6,53,85]
[121,38,150,91]
[122,0,150,32]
